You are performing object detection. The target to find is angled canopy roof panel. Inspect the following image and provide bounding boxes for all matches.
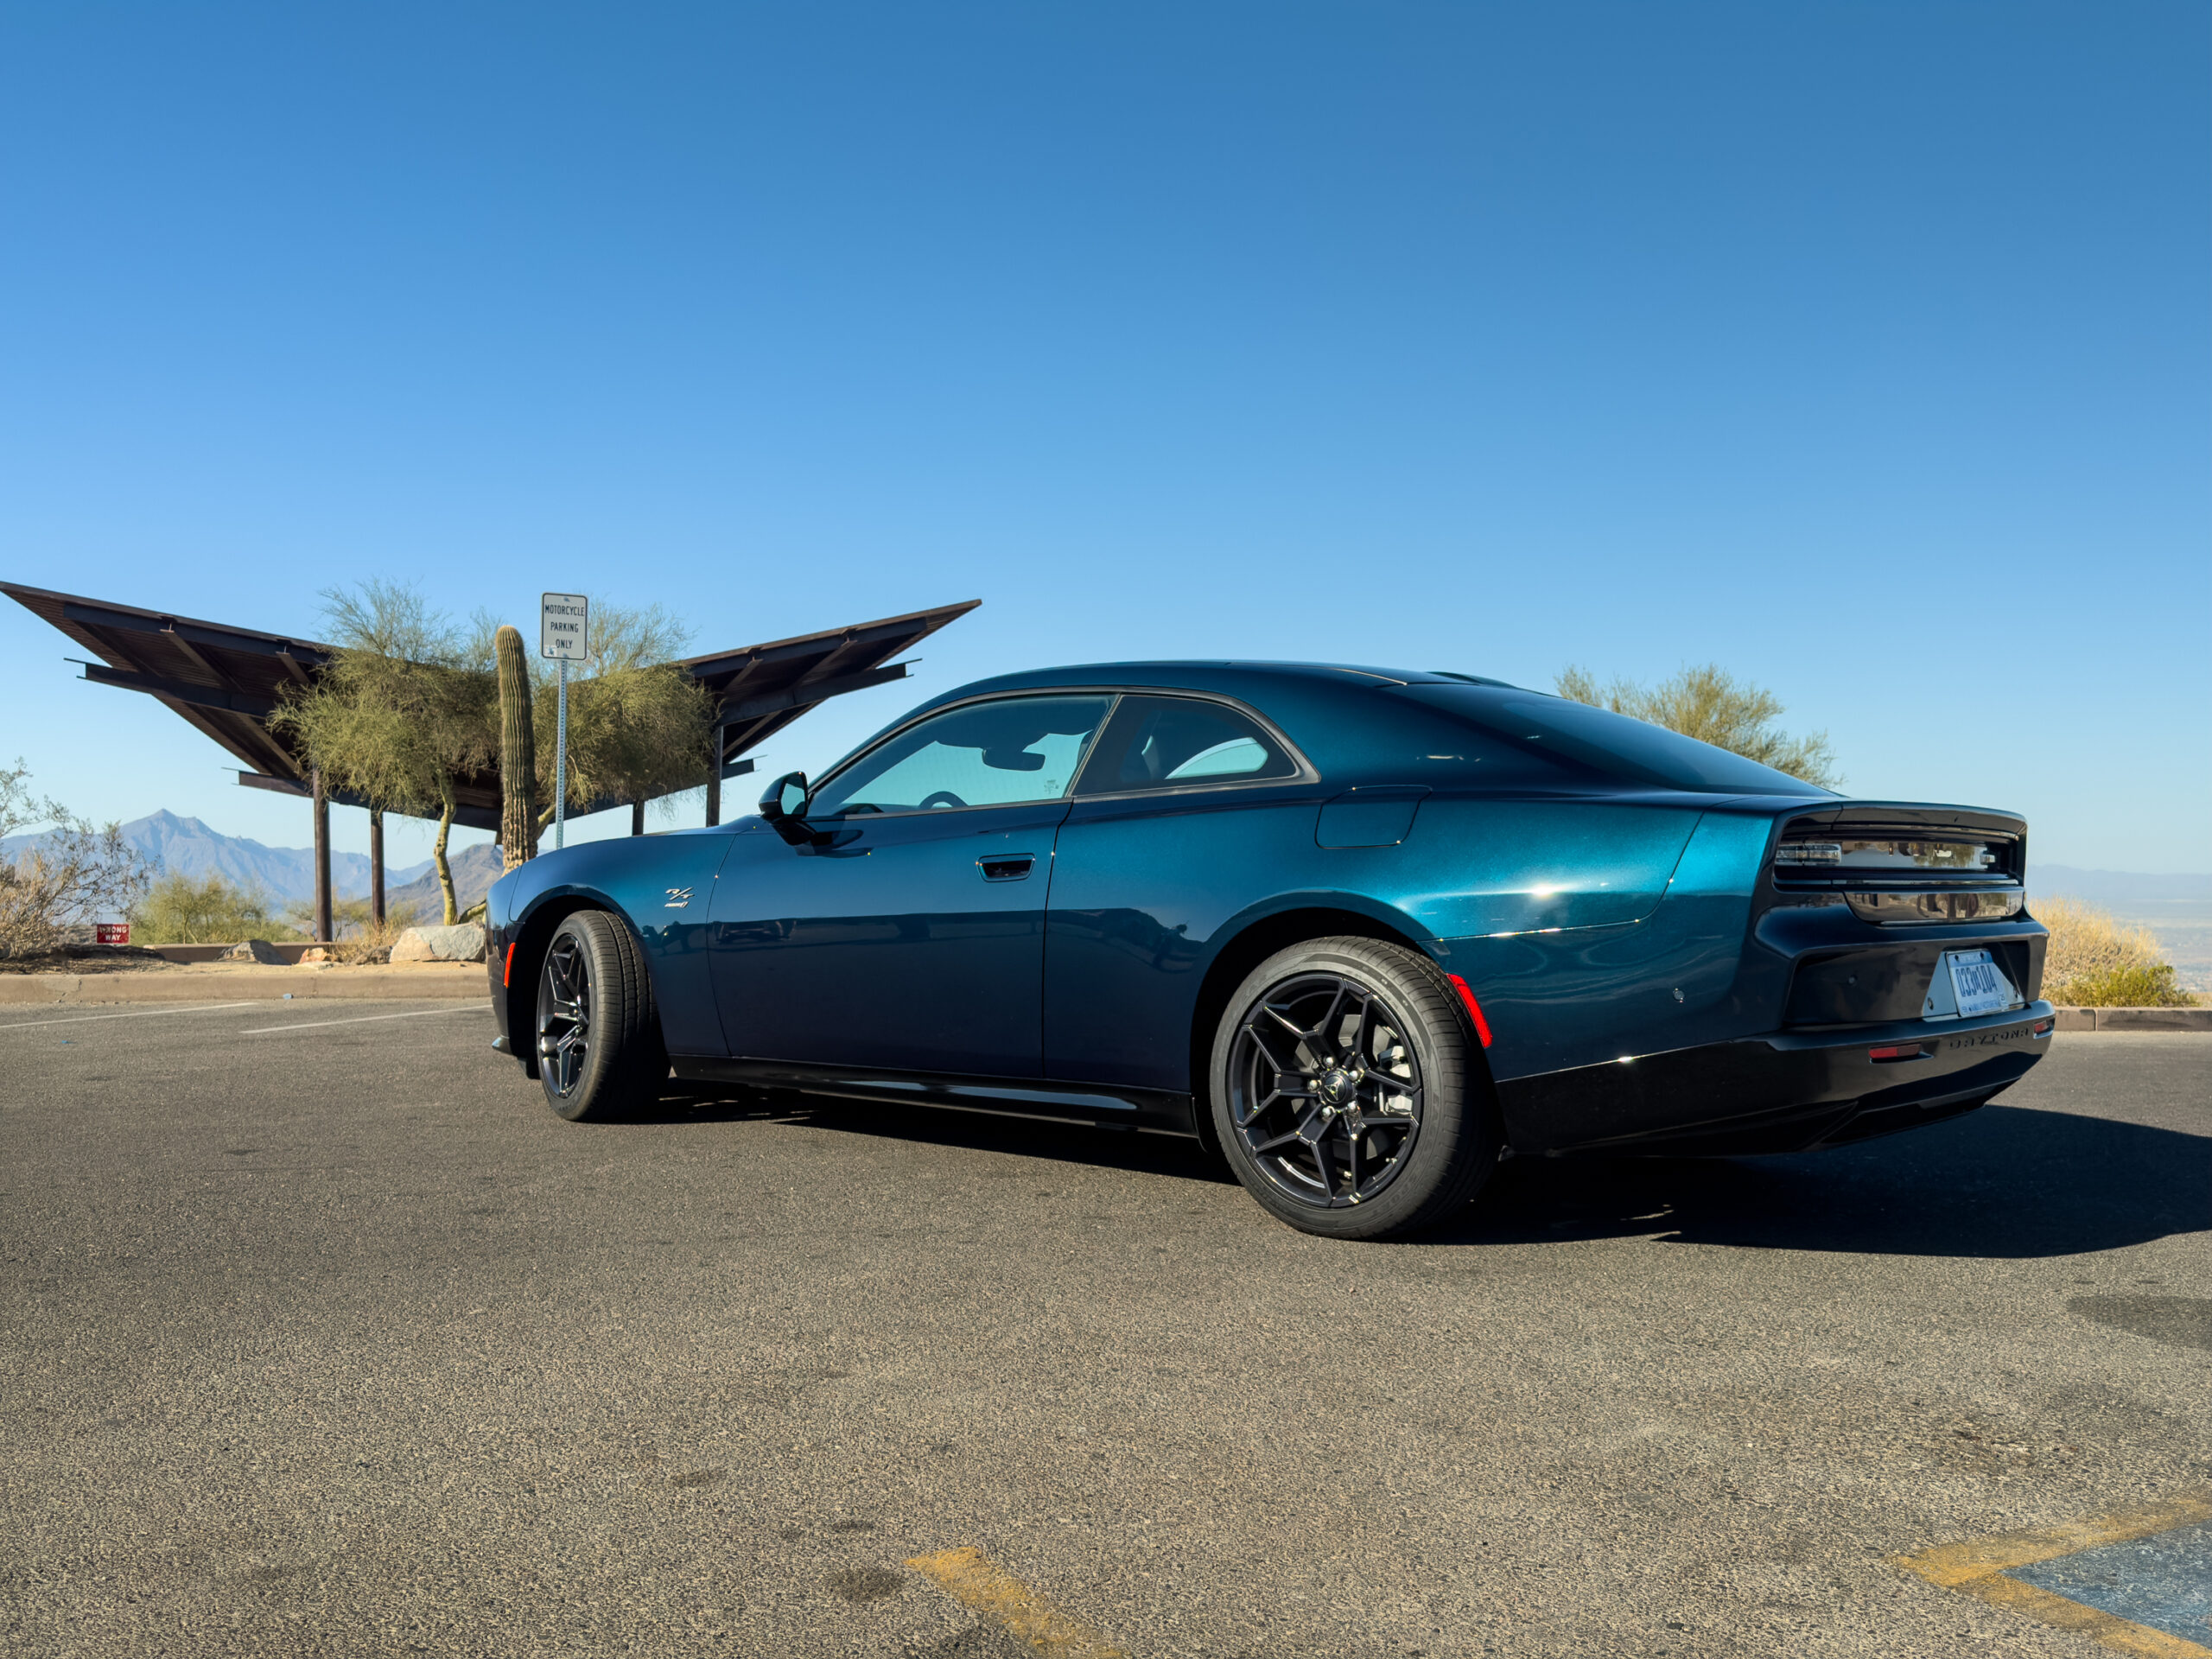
[4,582,979,830]
[3,583,340,799]
[683,598,981,767]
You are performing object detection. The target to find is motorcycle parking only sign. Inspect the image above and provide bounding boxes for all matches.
[541,594,588,660]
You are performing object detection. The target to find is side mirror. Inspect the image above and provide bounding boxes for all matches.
[760,771,816,845]
[759,771,809,821]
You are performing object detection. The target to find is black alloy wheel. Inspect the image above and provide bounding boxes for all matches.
[534,910,668,1122]
[1211,937,1497,1240]
[537,931,593,1098]
[1228,971,1427,1206]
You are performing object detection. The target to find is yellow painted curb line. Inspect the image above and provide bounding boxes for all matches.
[1892,1489,2212,1658]
[906,1546,1128,1658]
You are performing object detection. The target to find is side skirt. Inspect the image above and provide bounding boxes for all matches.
[667,1055,1201,1138]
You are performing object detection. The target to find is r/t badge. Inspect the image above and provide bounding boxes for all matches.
[664,887,692,908]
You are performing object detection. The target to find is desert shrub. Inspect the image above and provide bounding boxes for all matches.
[131,871,298,944]
[281,895,426,963]
[281,894,423,942]
[2037,896,2196,1007]
[1,762,156,958]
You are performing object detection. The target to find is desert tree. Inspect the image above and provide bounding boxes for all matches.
[1554,663,1840,790]
[0,761,155,960]
[130,869,294,944]
[271,582,495,925]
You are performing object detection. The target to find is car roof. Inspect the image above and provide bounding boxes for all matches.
[919,661,1524,706]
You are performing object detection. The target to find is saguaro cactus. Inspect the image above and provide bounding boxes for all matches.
[496,625,537,869]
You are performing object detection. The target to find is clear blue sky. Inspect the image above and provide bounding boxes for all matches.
[2,3,2205,872]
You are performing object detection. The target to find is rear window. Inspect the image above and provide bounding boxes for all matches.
[1397,684,1823,795]
[1074,696,1302,794]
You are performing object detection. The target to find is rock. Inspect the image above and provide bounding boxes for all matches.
[221,939,287,964]
[391,924,487,963]
[299,946,333,963]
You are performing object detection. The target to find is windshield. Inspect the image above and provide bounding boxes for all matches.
[1396,684,1826,796]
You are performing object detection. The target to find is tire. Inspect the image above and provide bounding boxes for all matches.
[535,910,669,1122]
[1210,936,1498,1240]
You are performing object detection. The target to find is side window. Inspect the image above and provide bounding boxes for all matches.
[1074,696,1301,795]
[807,695,1114,817]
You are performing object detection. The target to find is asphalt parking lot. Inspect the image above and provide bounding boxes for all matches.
[2,1001,2206,1659]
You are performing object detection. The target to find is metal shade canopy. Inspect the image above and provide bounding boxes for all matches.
[3,582,979,833]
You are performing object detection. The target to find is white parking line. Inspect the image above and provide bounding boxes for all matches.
[0,1001,259,1032]
[238,1006,490,1035]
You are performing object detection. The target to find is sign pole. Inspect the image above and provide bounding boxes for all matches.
[540,592,589,852]
[555,656,569,849]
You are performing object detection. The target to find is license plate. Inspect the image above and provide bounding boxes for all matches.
[1936,948,2021,1020]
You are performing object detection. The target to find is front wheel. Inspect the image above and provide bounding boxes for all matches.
[1210,937,1498,1240]
[536,910,668,1122]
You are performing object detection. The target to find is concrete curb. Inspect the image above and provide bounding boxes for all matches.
[2051,1006,2212,1032]
[0,964,487,1006]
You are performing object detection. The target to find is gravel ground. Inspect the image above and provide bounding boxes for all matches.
[2,1004,2205,1658]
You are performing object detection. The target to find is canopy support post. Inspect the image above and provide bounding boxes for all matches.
[369,808,385,928]
[312,769,333,944]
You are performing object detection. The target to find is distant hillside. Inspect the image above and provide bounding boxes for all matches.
[1,809,441,902]
[388,842,506,920]
[2030,865,2212,913]
[2030,865,2212,994]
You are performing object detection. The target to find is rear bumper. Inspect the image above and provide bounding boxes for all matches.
[1495,1002,2054,1156]
[486,938,510,1044]
[486,931,537,1076]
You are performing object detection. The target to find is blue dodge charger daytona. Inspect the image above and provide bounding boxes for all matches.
[485,662,2052,1240]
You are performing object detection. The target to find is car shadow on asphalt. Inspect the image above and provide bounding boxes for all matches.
[639,1087,2207,1255]
[1436,1103,2212,1258]
[638,1082,1243,1185]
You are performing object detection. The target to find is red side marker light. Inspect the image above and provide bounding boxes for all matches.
[1447,974,1493,1048]
[2031,1018,2053,1037]
[503,941,517,988]
[1867,1043,1925,1063]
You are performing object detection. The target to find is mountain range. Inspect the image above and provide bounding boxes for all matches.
[388,842,507,920]
[2,811,514,923]
[0,809,448,903]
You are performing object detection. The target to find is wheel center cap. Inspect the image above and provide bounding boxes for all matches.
[1319,1068,1355,1104]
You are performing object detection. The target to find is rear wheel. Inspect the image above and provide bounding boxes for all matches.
[1210,937,1497,1240]
[536,911,667,1122]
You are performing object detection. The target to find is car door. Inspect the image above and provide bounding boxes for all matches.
[708,693,1115,1077]
[1042,694,1323,1093]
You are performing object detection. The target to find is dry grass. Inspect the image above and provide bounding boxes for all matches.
[2037,896,2198,1007]
[321,899,428,965]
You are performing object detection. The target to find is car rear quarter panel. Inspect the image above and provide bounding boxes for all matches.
[1440,810,1779,1080]
[1042,788,1721,1094]
[1389,798,1707,936]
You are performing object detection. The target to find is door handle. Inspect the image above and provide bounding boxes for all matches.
[978,854,1035,882]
